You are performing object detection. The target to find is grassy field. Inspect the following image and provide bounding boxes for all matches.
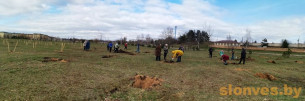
[1,39,305,101]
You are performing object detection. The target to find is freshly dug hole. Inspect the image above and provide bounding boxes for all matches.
[102,55,115,58]
[118,49,136,55]
[267,60,276,64]
[42,57,69,62]
[164,60,175,63]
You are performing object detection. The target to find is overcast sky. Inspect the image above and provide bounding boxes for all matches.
[0,0,305,43]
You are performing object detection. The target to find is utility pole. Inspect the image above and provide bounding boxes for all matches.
[174,26,177,39]
[297,36,300,48]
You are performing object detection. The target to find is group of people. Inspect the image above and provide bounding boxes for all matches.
[155,44,184,62]
[209,47,247,65]
[84,40,247,65]
[106,42,128,53]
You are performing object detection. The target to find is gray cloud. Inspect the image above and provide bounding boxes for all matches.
[0,0,304,43]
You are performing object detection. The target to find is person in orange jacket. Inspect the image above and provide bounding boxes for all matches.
[171,50,184,62]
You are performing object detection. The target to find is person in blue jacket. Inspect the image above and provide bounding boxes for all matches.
[136,43,140,53]
[108,42,113,52]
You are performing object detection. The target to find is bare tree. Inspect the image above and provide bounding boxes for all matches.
[203,23,214,39]
[100,33,103,41]
[145,34,152,44]
[140,34,145,40]
[245,29,252,42]
[226,34,232,40]
[244,28,252,47]
[160,27,174,39]
[136,35,140,41]
[202,23,214,48]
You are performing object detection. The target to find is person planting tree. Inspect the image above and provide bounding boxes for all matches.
[114,43,119,53]
[171,50,184,62]
[221,54,229,65]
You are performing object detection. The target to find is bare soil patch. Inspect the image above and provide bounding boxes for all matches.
[267,60,276,64]
[102,55,115,58]
[118,49,136,55]
[254,73,276,81]
[144,51,150,53]
[164,60,175,63]
[234,68,250,71]
[295,61,304,64]
[229,62,240,65]
[42,57,69,63]
[246,57,255,61]
[131,74,164,89]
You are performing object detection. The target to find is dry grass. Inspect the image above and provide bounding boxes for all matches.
[0,39,305,100]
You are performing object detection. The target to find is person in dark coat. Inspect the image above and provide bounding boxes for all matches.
[155,44,162,61]
[231,48,235,60]
[136,43,140,53]
[239,48,246,64]
[177,45,184,62]
[163,44,169,60]
[209,47,213,58]
[178,45,184,52]
[85,40,90,51]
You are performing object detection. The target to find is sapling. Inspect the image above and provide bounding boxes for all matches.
[7,41,10,52]
[13,41,19,53]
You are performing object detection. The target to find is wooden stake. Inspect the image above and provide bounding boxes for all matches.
[13,41,19,52]
[60,43,66,52]
[7,41,10,52]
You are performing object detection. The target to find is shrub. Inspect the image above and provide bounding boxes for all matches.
[282,48,292,58]
[281,39,289,48]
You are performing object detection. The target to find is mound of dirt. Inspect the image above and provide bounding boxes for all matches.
[267,60,276,64]
[246,57,255,61]
[234,68,250,71]
[42,57,69,63]
[164,60,174,63]
[254,73,276,81]
[229,62,239,65]
[131,74,164,89]
[102,55,115,58]
[144,51,150,53]
[295,61,304,64]
[118,49,136,55]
